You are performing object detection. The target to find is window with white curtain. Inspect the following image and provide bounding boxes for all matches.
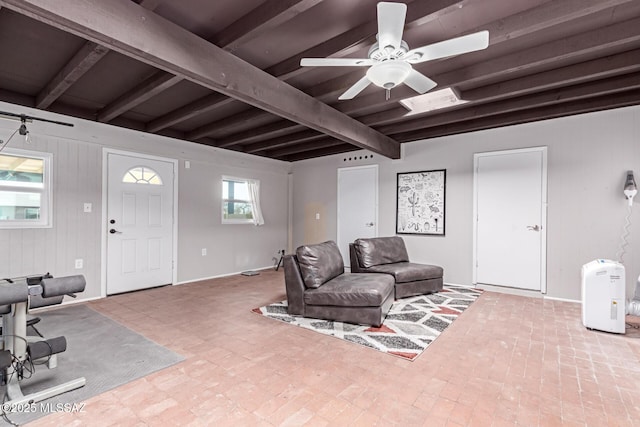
[222,176,264,225]
[0,148,52,228]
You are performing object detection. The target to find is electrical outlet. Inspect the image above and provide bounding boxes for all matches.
[201,248,207,256]
[75,258,83,269]
[315,213,320,220]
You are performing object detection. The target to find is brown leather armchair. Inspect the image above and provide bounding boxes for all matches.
[284,240,395,327]
[350,236,443,299]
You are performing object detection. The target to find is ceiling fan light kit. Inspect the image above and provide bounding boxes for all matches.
[366,60,411,90]
[300,2,490,101]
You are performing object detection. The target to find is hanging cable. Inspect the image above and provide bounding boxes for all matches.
[0,127,19,154]
[616,204,633,264]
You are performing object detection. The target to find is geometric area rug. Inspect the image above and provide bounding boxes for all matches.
[252,284,482,361]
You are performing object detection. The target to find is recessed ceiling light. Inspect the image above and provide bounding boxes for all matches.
[399,87,468,115]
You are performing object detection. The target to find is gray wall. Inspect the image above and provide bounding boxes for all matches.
[291,105,640,301]
[0,101,290,302]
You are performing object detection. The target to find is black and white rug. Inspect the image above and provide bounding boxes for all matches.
[253,284,482,361]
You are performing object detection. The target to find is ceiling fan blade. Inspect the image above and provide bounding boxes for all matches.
[300,57,373,67]
[403,70,437,94]
[405,30,490,64]
[338,76,372,100]
[377,2,407,50]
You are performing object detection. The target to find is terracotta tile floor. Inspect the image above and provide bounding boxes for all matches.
[28,270,640,426]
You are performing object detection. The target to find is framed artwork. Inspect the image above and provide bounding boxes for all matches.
[396,169,446,235]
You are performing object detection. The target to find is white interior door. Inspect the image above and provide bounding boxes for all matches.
[337,165,378,267]
[474,148,547,291]
[106,152,175,295]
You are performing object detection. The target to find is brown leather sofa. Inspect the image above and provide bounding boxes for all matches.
[283,240,395,327]
[349,236,443,299]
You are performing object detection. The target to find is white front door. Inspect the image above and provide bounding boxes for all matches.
[337,165,378,267]
[474,147,547,291]
[106,152,175,295]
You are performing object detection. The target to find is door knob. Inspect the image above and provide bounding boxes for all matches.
[109,229,122,234]
[365,222,374,227]
[526,225,540,231]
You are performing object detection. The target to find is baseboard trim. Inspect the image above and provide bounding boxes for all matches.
[175,265,275,285]
[543,295,581,304]
[474,283,544,299]
[444,282,477,289]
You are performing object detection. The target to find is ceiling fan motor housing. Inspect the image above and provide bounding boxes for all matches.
[368,40,409,61]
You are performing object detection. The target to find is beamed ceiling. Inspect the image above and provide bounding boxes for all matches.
[0,0,639,161]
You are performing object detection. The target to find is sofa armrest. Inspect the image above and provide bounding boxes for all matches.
[283,255,306,315]
[349,243,366,273]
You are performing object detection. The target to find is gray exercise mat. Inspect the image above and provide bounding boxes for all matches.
[1,304,184,425]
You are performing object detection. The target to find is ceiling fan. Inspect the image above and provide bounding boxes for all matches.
[300,2,489,100]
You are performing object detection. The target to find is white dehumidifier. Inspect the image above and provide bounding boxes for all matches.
[581,259,625,334]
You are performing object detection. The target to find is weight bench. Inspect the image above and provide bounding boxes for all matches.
[0,274,86,413]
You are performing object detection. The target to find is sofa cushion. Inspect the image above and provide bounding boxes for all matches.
[296,240,344,289]
[367,262,443,283]
[304,273,394,307]
[354,236,409,268]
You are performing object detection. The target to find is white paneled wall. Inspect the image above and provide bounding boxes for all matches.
[291,105,640,301]
[0,101,290,302]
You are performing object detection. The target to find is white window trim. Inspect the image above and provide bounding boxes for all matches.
[222,175,254,224]
[0,147,52,229]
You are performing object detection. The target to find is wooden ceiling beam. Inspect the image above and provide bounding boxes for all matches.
[137,0,162,9]
[244,130,325,153]
[476,0,634,44]
[281,144,358,162]
[359,49,640,129]
[97,71,182,122]
[216,122,304,148]
[35,41,109,109]
[33,0,160,111]
[265,138,343,157]
[382,73,640,136]
[3,0,400,158]
[220,38,640,146]
[146,93,234,133]
[392,89,640,142]
[460,48,640,102]
[188,110,278,140]
[93,0,320,129]
[214,0,322,53]
[233,73,640,145]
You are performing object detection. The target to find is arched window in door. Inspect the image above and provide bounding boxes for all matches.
[122,166,163,185]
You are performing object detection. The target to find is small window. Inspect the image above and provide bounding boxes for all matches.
[122,166,162,185]
[0,148,52,228]
[222,177,253,223]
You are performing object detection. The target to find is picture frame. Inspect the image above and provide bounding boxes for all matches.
[396,169,446,235]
